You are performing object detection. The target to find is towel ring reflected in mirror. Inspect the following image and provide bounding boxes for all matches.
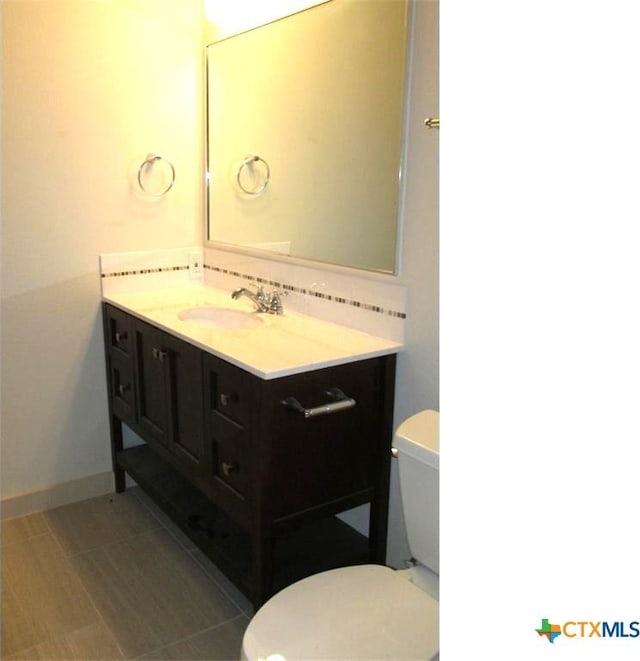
[236,155,270,195]
[137,153,176,196]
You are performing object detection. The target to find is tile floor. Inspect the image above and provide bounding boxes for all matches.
[1,487,253,660]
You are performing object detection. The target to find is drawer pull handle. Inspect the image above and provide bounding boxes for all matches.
[118,383,130,395]
[114,331,128,343]
[281,388,356,419]
[221,461,239,477]
[152,348,168,362]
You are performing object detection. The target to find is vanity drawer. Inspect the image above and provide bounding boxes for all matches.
[108,350,135,424]
[210,413,250,497]
[205,354,253,426]
[105,305,133,357]
[265,359,383,518]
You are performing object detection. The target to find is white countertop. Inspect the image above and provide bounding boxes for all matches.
[103,285,402,379]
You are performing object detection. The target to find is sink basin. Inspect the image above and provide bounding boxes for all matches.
[178,307,264,330]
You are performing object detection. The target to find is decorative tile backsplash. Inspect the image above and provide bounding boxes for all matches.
[99,247,201,295]
[99,246,406,342]
[101,265,189,279]
[202,264,406,318]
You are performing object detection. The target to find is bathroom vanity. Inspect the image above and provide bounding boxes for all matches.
[101,287,399,609]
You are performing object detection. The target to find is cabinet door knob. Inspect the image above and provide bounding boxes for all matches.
[221,461,239,477]
[219,392,237,407]
[115,331,128,343]
[152,348,168,363]
[118,383,130,396]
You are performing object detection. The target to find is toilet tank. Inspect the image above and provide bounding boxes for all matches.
[394,410,439,574]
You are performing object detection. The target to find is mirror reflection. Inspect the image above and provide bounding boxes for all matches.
[206,0,409,274]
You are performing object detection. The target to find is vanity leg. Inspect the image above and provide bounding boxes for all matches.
[368,353,395,563]
[251,528,274,611]
[109,415,126,493]
[368,490,389,564]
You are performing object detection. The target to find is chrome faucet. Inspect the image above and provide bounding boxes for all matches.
[231,285,285,314]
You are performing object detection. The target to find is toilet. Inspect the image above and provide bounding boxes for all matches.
[241,409,439,661]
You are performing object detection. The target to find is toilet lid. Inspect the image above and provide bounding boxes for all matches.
[242,565,439,661]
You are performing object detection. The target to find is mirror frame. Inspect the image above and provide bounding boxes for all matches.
[203,0,412,277]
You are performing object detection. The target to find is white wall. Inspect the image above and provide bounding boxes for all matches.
[395,2,439,419]
[387,0,439,566]
[1,0,203,504]
[334,0,439,566]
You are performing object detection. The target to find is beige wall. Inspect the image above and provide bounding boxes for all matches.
[1,0,438,568]
[1,0,203,502]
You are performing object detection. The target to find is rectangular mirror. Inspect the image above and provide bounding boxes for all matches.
[205,0,409,274]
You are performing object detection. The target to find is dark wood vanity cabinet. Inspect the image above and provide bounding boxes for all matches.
[102,302,396,609]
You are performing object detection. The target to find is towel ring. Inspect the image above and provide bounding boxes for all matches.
[236,155,270,195]
[137,153,175,196]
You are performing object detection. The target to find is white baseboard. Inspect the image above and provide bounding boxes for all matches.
[1,471,117,520]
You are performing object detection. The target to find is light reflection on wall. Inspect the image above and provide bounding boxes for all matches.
[203,0,328,43]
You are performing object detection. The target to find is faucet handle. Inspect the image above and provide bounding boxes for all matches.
[268,291,282,314]
[268,288,288,315]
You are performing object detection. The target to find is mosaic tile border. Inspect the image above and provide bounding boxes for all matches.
[101,265,189,279]
[204,264,407,319]
[99,261,406,319]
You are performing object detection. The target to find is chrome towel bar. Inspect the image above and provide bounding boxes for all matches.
[281,387,356,419]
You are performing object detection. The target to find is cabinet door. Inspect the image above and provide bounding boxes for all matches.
[164,333,205,477]
[134,319,171,445]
